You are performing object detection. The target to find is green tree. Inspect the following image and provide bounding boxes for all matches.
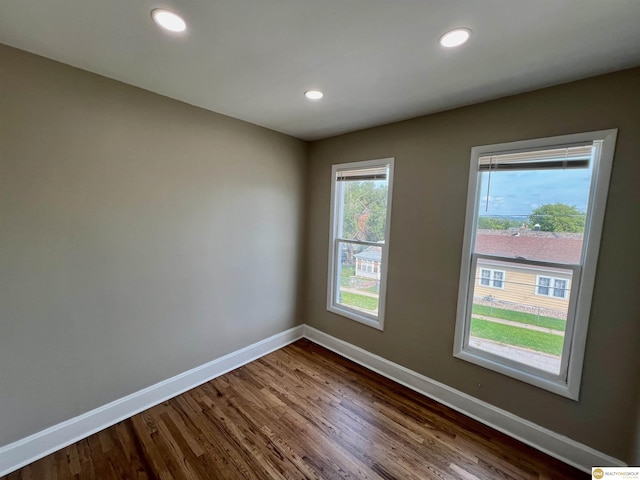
[342,181,387,242]
[477,217,521,230]
[529,203,585,233]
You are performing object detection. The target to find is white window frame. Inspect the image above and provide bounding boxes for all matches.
[454,130,617,400]
[327,158,394,330]
[535,275,570,300]
[478,268,506,289]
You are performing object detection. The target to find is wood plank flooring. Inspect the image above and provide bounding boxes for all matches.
[3,339,588,479]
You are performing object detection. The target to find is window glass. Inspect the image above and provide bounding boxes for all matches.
[470,261,574,375]
[538,277,551,295]
[474,145,593,265]
[338,174,389,242]
[466,145,592,375]
[328,159,394,329]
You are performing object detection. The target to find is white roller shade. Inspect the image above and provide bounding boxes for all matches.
[479,143,594,171]
[336,165,388,181]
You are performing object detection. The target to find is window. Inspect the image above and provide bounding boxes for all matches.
[327,158,394,329]
[361,261,374,273]
[536,275,569,299]
[479,268,505,289]
[454,130,617,399]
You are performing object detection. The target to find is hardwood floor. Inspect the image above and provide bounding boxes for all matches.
[3,339,588,479]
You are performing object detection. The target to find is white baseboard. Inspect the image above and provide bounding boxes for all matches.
[0,325,304,477]
[0,323,625,477]
[302,325,625,473]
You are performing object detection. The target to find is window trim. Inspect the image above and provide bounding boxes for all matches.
[453,130,617,400]
[327,158,394,330]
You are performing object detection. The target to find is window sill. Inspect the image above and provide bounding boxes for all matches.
[327,304,384,331]
[453,347,577,400]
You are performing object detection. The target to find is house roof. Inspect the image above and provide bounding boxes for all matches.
[475,230,583,264]
[355,232,583,264]
[355,246,382,262]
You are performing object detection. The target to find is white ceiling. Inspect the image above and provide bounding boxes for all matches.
[2,0,640,140]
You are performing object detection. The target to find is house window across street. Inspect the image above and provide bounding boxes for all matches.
[479,268,505,289]
[536,275,569,299]
[453,130,617,399]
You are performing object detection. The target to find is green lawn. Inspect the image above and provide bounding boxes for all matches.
[470,318,563,356]
[472,304,566,331]
[340,265,379,293]
[340,265,355,287]
[339,291,378,312]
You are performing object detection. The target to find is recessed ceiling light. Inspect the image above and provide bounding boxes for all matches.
[440,28,471,48]
[151,9,187,33]
[304,90,324,100]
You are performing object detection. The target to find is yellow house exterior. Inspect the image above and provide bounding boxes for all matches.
[474,259,572,313]
[472,230,583,319]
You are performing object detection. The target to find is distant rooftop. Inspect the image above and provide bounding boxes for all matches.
[355,246,382,261]
[475,229,583,264]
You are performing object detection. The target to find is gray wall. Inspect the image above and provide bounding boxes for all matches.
[304,67,640,462]
[633,384,640,465]
[0,44,307,446]
[2,40,639,465]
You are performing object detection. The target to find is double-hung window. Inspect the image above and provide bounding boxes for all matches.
[454,130,616,399]
[327,158,394,330]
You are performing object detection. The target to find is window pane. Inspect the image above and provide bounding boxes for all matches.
[474,149,593,264]
[335,241,381,316]
[470,260,573,375]
[553,279,567,298]
[537,277,550,296]
[337,175,389,242]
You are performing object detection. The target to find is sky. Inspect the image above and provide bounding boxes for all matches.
[478,166,593,219]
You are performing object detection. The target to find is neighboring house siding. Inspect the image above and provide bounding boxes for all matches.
[355,247,382,281]
[356,258,380,280]
[475,261,571,313]
[472,231,580,316]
